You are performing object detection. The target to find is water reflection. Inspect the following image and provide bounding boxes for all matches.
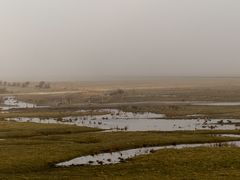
[56,140,240,167]
[7,115,240,132]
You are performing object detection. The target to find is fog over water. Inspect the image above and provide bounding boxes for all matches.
[0,0,240,81]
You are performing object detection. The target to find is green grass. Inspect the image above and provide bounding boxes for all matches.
[0,109,106,119]
[0,120,100,138]
[0,120,239,179]
[18,147,240,180]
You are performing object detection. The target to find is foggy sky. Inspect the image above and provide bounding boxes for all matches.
[0,0,240,81]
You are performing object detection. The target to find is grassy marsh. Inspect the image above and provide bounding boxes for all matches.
[0,120,239,179]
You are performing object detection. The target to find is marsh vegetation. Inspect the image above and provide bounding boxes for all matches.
[0,119,239,179]
[1,78,240,179]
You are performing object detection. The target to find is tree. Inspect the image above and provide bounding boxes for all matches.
[22,81,30,88]
[36,81,51,89]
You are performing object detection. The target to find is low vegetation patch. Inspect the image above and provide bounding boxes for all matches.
[0,121,239,179]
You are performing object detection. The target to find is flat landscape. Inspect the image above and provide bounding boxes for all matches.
[2,1,240,179]
[0,77,240,179]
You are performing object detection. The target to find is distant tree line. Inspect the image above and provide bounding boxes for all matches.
[0,81,30,88]
[35,81,51,89]
[0,81,51,89]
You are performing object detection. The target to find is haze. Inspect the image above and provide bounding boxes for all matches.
[0,0,240,81]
